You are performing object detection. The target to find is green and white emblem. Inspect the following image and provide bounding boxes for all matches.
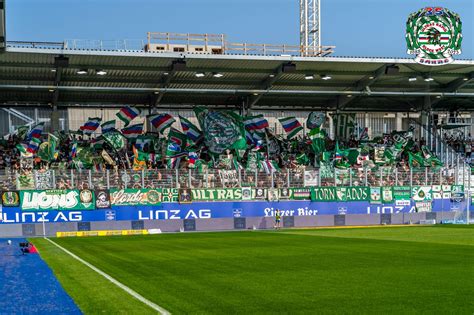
[406,7,462,66]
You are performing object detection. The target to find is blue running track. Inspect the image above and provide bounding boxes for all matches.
[0,238,81,314]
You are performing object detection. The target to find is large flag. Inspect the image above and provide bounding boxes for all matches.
[166,128,188,169]
[359,127,369,141]
[135,134,154,150]
[278,117,303,139]
[80,117,102,135]
[308,127,326,155]
[26,137,41,154]
[149,113,175,134]
[27,122,45,140]
[91,136,105,151]
[48,133,59,161]
[103,130,126,151]
[116,106,141,126]
[408,151,428,167]
[243,115,269,132]
[334,113,356,140]
[132,146,147,170]
[16,125,29,140]
[70,141,78,159]
[121,123,143,139]
[179,116,203,143]
[194,107,246,154]
[16,143,28,155]
[260,159,280,174]
[101,120,116,134]
[306,112,326,130]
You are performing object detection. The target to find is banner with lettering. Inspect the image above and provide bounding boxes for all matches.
[311,187,370,202]
[393,186,411,206]
[110,189,162,206]
[20,189,95,211]
[191,188,243,201]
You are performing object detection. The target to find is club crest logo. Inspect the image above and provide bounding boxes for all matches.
[406,7,462,66]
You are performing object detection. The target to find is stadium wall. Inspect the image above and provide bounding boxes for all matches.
[0,212,457,238]
[0,197,463,237]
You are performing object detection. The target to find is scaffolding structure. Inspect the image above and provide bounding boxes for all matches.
[300,0,321,56]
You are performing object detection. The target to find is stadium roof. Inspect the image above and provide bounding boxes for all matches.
[1,43,474,112]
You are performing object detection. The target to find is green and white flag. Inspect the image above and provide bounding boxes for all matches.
[48,133,59,161]
[16,125,29,140]
[103,130,126,151]
[308,127,326,156]
[333,113,356,140]
[306,112,326,130]
[194,107,246,154]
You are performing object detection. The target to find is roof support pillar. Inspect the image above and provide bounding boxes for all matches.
[50,56,68,130]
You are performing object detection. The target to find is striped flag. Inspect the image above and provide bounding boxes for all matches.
[166,128,188,169]
[27,137,41,154]
[116,106,141,126]
[260,159,280,174]
[149,113,175,134]
[179,116,202,143]
[80,117,102,135]
[135,135,154,150]
[278,117,303,139]
[188,151,199,166]
[27,122,45,140]
[101,120,116,134]
[334,113,356,140]
[243,115,269,132]
[70,142,78,159]
[121,123,143,139]
[16,143,28,154]
[359,127,369,141]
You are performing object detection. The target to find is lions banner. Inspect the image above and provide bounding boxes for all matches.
[20,189,95,211]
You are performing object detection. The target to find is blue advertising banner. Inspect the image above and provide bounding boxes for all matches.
[0,199,466,224]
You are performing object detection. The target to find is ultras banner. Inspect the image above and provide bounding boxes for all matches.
[0,199,466,224]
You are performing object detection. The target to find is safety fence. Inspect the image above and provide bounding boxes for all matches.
[2,166,471,191]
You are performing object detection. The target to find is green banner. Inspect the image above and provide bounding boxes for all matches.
[412,186,432,201]
[393,186,411,201]
[291,188,311,200]
[382,187,394,203]
[191,188,243,201]
[370,187,382,204]
[162,188,179,202]
[311,187,369,202]
[110,189,162,206]
[20,189,95,211]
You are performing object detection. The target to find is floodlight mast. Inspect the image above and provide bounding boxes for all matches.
[299,0,321,56]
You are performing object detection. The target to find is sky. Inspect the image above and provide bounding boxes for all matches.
[6,0,474,59]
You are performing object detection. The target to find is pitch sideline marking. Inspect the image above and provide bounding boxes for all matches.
[45,237,170,315]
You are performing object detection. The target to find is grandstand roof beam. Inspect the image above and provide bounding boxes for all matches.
[150,59,186,108]
[332,64,388,110]
[248,63,290,108]
[2,84,474,98]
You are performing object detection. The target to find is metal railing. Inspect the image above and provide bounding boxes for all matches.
[1,166,470,191]
[7,34,336,56]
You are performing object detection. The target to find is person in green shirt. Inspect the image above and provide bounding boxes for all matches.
[274,209,281,230]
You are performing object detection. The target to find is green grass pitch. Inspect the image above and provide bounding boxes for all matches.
[32,225,474,314]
